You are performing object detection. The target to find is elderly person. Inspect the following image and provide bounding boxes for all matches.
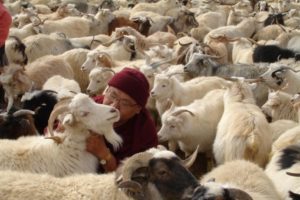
[0,1,12,67]
[86,67,158,172]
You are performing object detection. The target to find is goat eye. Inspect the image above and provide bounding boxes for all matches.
[170,125,175,129]
[158,170,168,176]
[79,111,89,117]
[97,80,101,83]
[162,84,166,88]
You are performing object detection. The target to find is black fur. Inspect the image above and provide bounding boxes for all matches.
[9,36,28,65]
[264,13,285,26]
[21,90,57,134]
[253,45,299,63]
[289,191,300,200]
[149,157,199,200]
[278,144,300,170]
[0,107,37,139]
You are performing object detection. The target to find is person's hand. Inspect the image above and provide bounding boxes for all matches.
[86,133,117,172]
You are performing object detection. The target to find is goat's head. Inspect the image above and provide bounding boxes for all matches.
[5,36,28,65]
[87,67,115,95]
[291,93,300,109]
[184,52,220,77]
[81,51,112,72]
[47,93,122,149]
[158,104,195,142]
[259,64,295,91]
[150,74,175,100]
[0,108,37,139]
[117,147,199,200]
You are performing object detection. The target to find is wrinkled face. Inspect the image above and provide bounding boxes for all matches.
[260,66,288,90]
[103,87,141,127]
[184,54,210,77]
[150,75,172,100]
[158,114,183,142]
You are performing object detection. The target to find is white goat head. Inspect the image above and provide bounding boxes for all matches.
[260,64,295,91]
[158,105,195,142]
[81,51,113,72]
[87,67,115,95]
[48,93,123,150]
[150,73,173,100]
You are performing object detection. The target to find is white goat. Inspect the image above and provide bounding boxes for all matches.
[0,93,122,177]
[87,67,115,96]
[151,74,230,116]
[213,80,272,167]
[42,75,81,99]
[158,89,225,156]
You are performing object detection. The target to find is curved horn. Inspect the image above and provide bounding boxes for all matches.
[150,56,175,69]
[172,109,195,117]
[101,67,116,74]
[226,188,253,200]
[101,35,124,47]
[286,172,300,177]
[246,37,260,45]
[47,98,72,137]
[182,145,199,168]
[178,41,193,46]
[13,109,35,117]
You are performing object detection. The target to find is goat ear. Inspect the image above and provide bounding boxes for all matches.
[225,188,253,200]
[118,180,144,199]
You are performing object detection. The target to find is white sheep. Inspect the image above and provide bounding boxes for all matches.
[42,75,81,99]
[197,160,281,200]
[158,89,225,156]
[213,79,272,167]
[0,93,122,177]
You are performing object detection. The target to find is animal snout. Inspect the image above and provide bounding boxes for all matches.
[110,108,117,113]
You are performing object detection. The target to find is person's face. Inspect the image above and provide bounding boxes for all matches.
[103,87,141,126]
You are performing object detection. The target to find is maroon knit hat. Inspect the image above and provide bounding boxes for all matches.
[108,67,149,107]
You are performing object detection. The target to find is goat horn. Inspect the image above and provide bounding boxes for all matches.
[47,98,72,137]
[13,109,35,117]
[182,145,199,168]
[172,109,195,117]
[101,35,124,47]
[286,172,300,177]
[101,67,115,74]
[178,41,193,46]
[150,56,175,69]
[246,37,259,45]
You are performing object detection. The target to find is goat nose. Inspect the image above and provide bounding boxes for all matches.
[183,66,188,72]
[150,91,154,96]
[110,108,117,113]
[87,89,91,93]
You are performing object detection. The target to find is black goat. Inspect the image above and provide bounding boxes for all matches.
[264,13,285,26]
[253,45,300,63]
[0,108,37,139]
[21,90,57,134]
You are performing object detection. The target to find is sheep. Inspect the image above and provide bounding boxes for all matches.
[21,90,58,134]
[260,63,300,94]
[0,147,200,200]
[87,67,115,96]
[0,93,122,177]
[213,79,272,167]
[37,3,81,21]
[253,24,287,41]
[0,57,74,111]
[252,44,300,63]
[158,89,225,157]
[265,143,300,200]
[69,34,111,49]
[195,160,281,200]
[0,108,38,139]
[150,75,230,116]
[131,0,180,16]
[8,22,39,40]
[261,90,298,122]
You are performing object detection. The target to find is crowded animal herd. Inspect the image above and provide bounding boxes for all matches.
[2,0,300,199]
